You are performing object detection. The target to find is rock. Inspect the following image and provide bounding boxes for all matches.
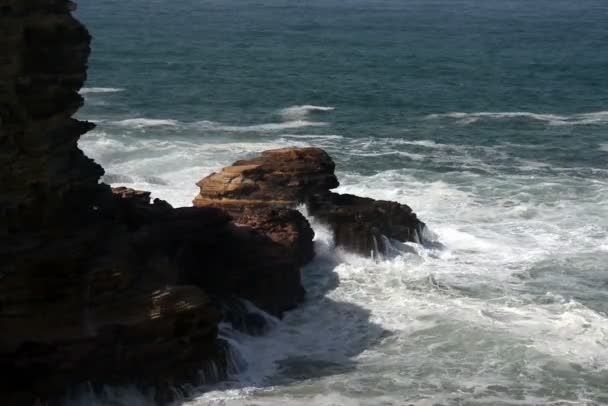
[194,147,339,211]
[0,2,312,405]
[194,148,426,257]
[307,192,425,256]
[231,207,315,267]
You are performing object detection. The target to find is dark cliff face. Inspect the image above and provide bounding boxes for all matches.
[0,2,312,404]
[0,0,109,236]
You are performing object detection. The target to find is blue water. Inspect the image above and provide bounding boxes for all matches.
[74,1,608,404]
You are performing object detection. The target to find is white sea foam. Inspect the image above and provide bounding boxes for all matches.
[214,120,328,132]
[184,182,608,405]
[346,150,426,160]
[278,105,335,121]
[426,110,608,126]
[108,118,180,128]
[599,143,608,152]
[103,118,327,131]
[277,134,344,140]
[79,87,125,95]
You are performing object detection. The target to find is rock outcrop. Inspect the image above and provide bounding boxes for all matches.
[194,148,426,256]
[0,2,313,404]
[194,148,339,211]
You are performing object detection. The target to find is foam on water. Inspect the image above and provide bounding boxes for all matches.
[426,111,608,126]
[109,118,180,128]
[177,161,607,406]
[214,120,328,132]
[278,105,336,121]
[79,87,125,95]
[182,196,608,405]
[103,118,327,131]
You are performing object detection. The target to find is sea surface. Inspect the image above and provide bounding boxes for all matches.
[73,0,608,404]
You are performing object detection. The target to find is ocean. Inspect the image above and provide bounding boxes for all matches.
[73,0,608,404]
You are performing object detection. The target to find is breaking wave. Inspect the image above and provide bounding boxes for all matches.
[79,87,125,95]
[104,118,327,131]
[108,118,180,128]
[278,105,335,121]
[426,111,608,126]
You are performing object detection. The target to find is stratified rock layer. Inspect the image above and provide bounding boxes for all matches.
[194,147,339,210]
[0,2,312,404]
[194,148,426,256]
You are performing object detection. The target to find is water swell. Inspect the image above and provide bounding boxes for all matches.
[102,118,328,131]
[278,105,335,121]
[426,110,608,126]
[79,87,125,95]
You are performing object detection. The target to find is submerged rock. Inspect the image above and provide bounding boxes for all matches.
[194,148,426,256]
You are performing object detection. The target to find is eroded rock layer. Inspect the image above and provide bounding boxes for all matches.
[194,147,426,256]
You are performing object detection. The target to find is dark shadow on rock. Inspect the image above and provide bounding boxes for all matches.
[176,239,392,404]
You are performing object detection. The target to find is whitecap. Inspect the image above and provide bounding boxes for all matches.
[426,111,567,125]
[107,118,180,128]
[79,87,125,95]
[98,117,327,132]
[278,105,335,121]
[278,134,344,140]
[346,151,426,160]
[396,139,441,148]
[426,110,608,126]
[214,120,328,132]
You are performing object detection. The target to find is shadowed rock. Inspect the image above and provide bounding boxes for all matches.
[0,2,312,404]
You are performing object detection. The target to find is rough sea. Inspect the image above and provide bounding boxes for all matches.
[73,0,608,404]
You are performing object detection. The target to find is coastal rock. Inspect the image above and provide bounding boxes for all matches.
[0,2,311,404]
[307,192,425,256]
[194,147,339,211]
[194,148,426,256]
[229,207,315,267]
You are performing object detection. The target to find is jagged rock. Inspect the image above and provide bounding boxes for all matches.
[194,148,426,256]
[307,192,425,256]
[0,2,312,405]
[230,207,315,267]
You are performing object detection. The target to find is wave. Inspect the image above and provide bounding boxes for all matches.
[278,105,335,121]
[79,87,124,95]
[600,143,608,152]
[426,111,608,126]
[346,150,426,160]
[212,120,328,132]
[108,118,179,128]
[277,134,343,140]
[103,117,327,131]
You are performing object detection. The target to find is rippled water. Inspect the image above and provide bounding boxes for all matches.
[73,0,608,404]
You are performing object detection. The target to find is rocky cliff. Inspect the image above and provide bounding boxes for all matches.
[0,1,312,404]
[0,1,427,404]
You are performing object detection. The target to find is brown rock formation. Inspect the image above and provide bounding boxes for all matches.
[194,148,426,256]
[194,147,339,211]
[0,2,313,404]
